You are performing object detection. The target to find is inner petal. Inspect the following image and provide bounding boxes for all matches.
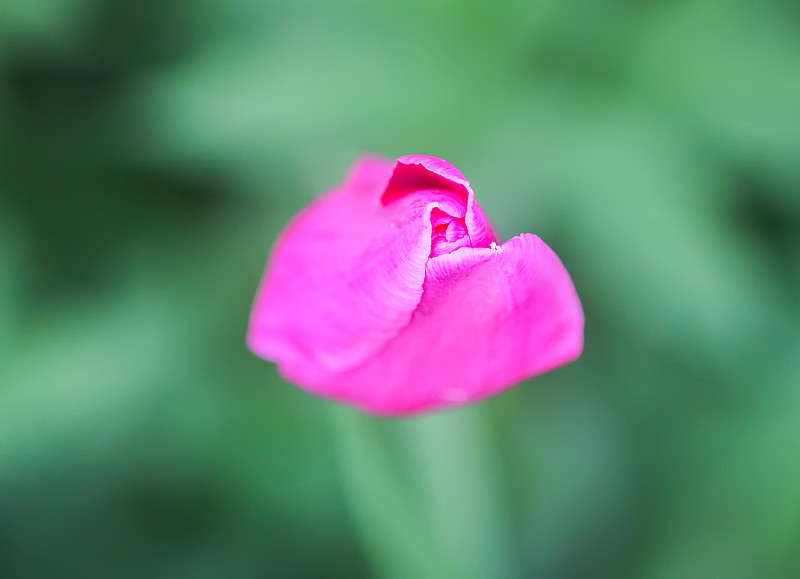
[430,208,470,257]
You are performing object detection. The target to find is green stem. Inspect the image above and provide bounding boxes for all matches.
[330,405,517,578]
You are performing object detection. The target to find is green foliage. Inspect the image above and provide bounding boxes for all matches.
[1,0,798,577]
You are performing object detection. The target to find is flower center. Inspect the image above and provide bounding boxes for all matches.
[430,208,470,257]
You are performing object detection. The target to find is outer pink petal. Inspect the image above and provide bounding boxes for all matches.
[248,155,433,373]
[278,233,584,415]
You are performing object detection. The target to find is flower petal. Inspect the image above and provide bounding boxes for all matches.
[278,233,584,415]
[383,155,496,249]
[248,155,434,373]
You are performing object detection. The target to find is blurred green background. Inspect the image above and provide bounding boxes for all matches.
[2,0,799,577]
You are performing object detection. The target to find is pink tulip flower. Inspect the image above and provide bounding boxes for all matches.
[248,155,584,415]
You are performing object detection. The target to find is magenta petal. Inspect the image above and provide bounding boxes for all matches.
[383,155,496,249]
[248,155,435,373]
[278,234,584,415]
